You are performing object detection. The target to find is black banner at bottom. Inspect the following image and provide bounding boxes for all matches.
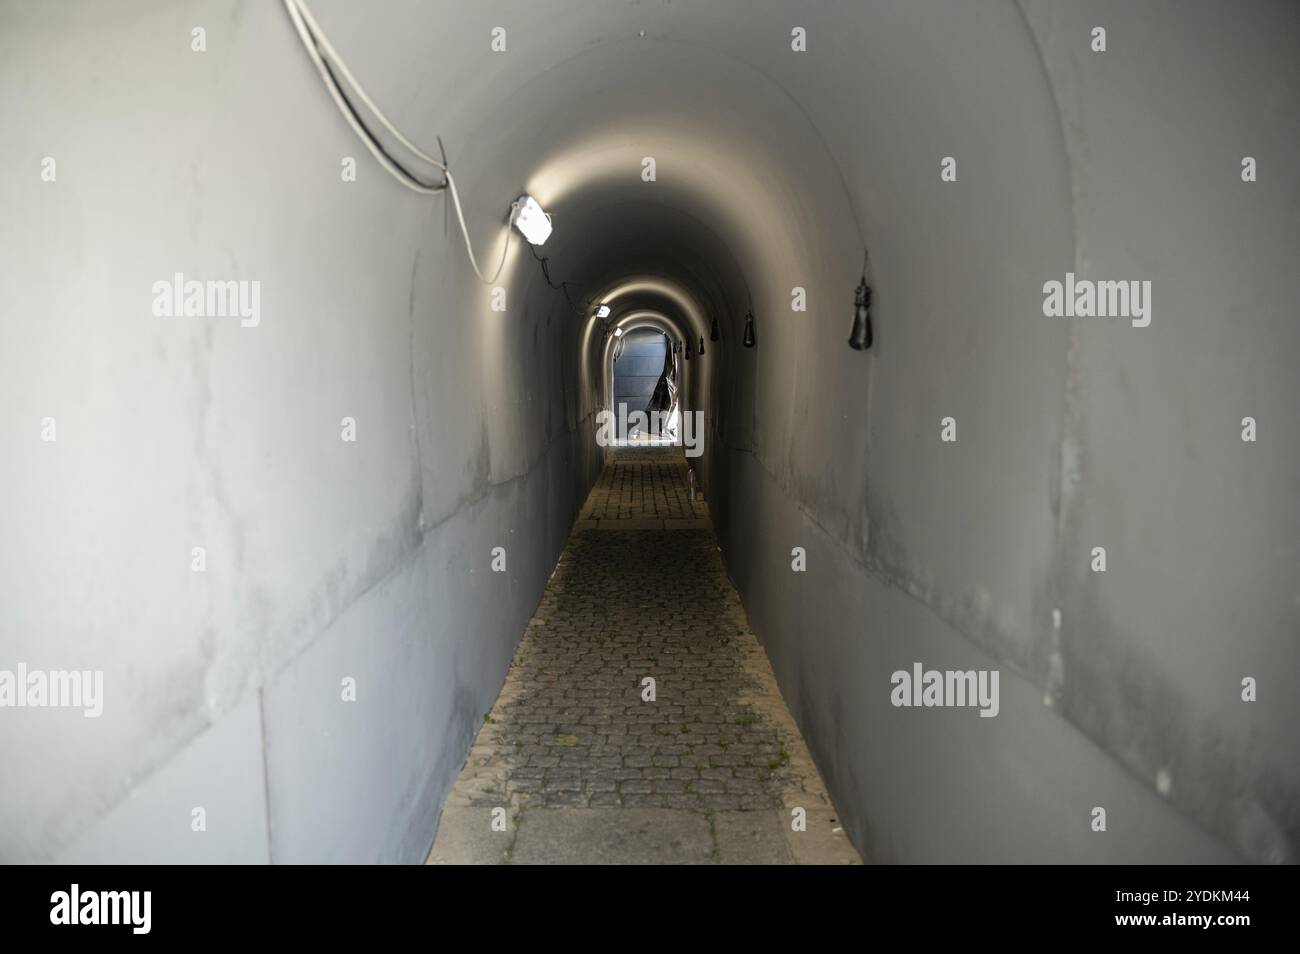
[2,864,1289,940]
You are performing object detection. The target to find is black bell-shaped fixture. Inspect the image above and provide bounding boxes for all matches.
[848,277,873,350]
[849,246,873,351]
[685,337,693,360]
[709,315,720,342]
[742,311,756,348]
[698,335,705,355]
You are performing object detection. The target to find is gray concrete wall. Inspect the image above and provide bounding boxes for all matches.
[0,0,601,862]
[2,0,1296,863]
[705,0,1300,862]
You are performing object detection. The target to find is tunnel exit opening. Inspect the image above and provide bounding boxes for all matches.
[610,327,677,444]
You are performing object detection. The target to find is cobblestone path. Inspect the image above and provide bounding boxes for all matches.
[577,445,708,525]
[428,447,861,864]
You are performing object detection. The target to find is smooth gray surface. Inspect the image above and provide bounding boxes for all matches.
[54,691,269,864]
[425,806,514,865]
[510,809,714,865]
[713,811,795,865]
[2,0,1296,862]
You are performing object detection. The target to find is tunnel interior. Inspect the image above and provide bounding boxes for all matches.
[2,0,1298,864]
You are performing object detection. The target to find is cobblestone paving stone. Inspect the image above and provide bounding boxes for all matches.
[429,447,860,864]
[580,447,707,521]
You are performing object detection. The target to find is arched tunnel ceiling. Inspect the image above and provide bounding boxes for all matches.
[593,278,715,345]
[310,0,1071,485]
[305,0,1058,283]
[558,203,748,339]
[308,0,888,318]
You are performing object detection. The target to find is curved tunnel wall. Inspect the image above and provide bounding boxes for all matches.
[1,0,1297,862]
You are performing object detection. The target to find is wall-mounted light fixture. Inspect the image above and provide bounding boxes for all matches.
[595,304,611,319]
[698,336,705,355]
[848,247,873,350]
[709,315,720,342]
[512,194,552,245]
[613,326,623,337]
[685,337,693,360]
[742,312,756,348]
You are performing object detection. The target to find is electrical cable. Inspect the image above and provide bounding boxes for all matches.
[283,0,443,194]
[449,180,513,286]
[283,0,515,285]
[287,0,446,173]
[527,242,586,312]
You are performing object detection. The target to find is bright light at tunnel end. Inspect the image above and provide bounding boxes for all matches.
[512,194,552,245]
